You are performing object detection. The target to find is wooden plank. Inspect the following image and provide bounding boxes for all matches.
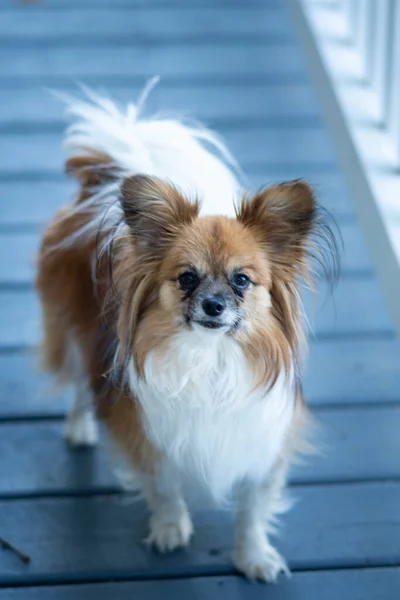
[0,351,71,418]
[0,222,371,285]
[250,169,356,217]
[0,84,321,127]
[340,221,372,272]
[297,405,400,483]
[0,172,355,227]
[1,569,400,600]
[0,8,291,40]
[0,277,392,349]
[0,421,116,495]
[1,406,400,495]
[303,277,393,336]
[0,482,399,582]
[0,46,307,79]
[304,338,400,404]
[0,292,42,347]
[0,182,77,227]
[0,234,39,285]
[0,337,399,420]
[0,128,336,174]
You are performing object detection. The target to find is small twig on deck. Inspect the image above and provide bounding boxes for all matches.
[0,536,31,564]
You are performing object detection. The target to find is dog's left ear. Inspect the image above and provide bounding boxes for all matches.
[121,175,199,254]
[236,180,316,267]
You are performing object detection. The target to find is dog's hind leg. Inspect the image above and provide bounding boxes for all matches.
[64,337,98,447]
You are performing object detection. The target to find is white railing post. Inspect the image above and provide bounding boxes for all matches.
[343,0,359,37]
[357,0,375,81]
[371,0,392,123]
[387,0,400,165]
[339,0,400,167]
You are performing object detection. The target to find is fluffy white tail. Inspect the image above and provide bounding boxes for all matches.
[59,80,242,217]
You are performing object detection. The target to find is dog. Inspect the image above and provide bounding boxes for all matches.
[36,84,338,582]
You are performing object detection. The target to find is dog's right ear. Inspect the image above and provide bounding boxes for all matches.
[120,175,199,254]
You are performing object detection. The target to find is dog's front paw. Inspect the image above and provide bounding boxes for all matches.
[234,543,290,583]
[145,511,194,553]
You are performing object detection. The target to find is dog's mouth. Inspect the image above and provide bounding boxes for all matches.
[189,317,242,332]
[193,319,225,330]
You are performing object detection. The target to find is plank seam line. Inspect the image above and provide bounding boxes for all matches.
[0,2,283,11]
[0,330,396,355]
[0,79,310,91]
[0,562,399,590]
[0,164,340,182]
[1,399,400,426]
[0,38,296,49]
[0,75,310,87]
[1,478,400,503]
[0,118,324,134]
[0,270,374,290]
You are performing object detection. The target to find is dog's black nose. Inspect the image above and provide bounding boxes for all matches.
[202,295,226,317]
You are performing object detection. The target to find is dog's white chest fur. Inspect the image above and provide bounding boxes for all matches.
[129,330,295,501]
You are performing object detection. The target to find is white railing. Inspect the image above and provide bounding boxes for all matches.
[288,0,400,338]
[340,0,400,167]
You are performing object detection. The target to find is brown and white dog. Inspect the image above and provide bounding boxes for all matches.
[36,85,337,582]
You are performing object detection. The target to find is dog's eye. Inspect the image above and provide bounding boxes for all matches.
[232,273,250,290]
[178,270,199,290]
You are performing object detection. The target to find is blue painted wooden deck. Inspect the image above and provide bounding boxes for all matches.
[0,0,400,597]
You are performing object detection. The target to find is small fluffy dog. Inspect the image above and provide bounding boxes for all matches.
[36,85,337,582]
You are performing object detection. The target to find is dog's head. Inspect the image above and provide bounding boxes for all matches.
[117,175,337,384]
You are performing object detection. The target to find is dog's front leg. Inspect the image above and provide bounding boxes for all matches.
[142,458,193,553]
[234,462,291,582]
